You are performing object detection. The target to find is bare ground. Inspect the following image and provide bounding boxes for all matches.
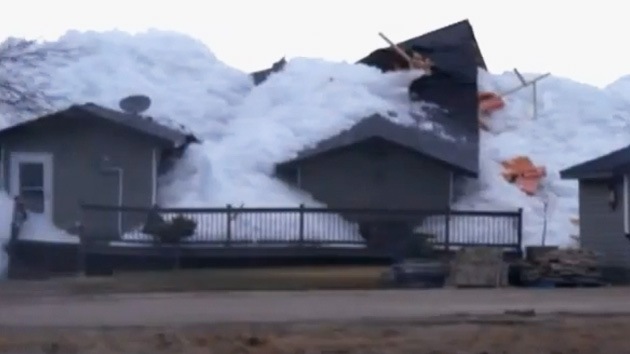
[2,288,630,353]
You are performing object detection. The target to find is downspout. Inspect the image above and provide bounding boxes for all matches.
[151,148,158,205]
[101,157,124,236]
[624,175,629,238]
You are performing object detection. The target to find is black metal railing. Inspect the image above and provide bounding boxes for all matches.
[80,204,523,251]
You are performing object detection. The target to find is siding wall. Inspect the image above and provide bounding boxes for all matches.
[291,140,452,209]
[1,116,158,238]
[579,179,630,269]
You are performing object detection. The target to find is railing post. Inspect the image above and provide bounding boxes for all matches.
[77,222,86,276]
[77,203,86,276]
[226,204,232,246]
[517,208,524,256]
[444,209,451,252]
[298,204,305,245]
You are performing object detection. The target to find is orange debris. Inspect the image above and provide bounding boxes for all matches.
[501,156,546,196]
[479,92,505,114]
[478,91,505,130]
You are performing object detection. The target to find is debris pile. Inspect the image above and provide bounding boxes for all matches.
[447,247,508,288]
[519,248,605,287]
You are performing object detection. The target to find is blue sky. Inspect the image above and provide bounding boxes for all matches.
[0,0,623,87]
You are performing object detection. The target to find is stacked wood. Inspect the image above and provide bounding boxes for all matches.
[519,248,605,287]
[447,247,508,288]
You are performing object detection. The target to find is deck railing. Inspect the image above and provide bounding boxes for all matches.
[79,204,523,252]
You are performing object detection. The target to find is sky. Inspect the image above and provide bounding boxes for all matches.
[0,0,624,87]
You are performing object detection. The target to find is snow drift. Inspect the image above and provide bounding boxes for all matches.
[2,28,630,275]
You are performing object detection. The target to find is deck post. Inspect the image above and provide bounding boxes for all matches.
[77,221,86,276]
[444,209,451,252]
[517,208,524,257]
[298,204,305,245]
[226,204,232,246]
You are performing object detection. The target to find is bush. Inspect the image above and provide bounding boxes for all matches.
[142,210,197,244]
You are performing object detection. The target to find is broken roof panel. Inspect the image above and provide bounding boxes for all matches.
[359,19,486,81]
[277,114,477,176]
[0,103,199,148]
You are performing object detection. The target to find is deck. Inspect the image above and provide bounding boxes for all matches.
[6,204,524,278]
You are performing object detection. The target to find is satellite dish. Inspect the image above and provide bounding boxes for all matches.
[119,94,151,114]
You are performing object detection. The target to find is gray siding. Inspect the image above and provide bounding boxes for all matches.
[579,179,630,268]
[1,116,157,238]
[293,141,452,209]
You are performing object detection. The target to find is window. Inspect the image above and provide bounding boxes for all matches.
[19,162,45,213]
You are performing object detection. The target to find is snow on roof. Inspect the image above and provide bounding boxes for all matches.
[78,103,198,146]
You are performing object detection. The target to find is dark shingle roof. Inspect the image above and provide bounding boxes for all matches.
[359,19,485,83]
[560,145,630,179]
[0,103,199,147]
[398,19,487,71]
[276,114,477,176]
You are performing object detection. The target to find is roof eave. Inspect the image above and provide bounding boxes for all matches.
[560,170,615,180]
[275,134,478,178]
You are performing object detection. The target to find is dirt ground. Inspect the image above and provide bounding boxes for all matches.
[2,287,630,353]
[3,315,630,354]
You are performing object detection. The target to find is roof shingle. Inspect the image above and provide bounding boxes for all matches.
[277,114,477,176]
[0,103,199,148]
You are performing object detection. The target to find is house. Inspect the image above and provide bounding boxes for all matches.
[0,99,198,240]
[276,114,475,211]
[560,146,630,282]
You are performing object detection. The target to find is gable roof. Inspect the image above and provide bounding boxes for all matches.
[358,19,486,82]
[560,145,630,179]
[0,103,199,148]
[399,19,486,70]
[276,114,477,176]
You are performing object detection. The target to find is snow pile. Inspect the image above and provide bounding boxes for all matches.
[1,28,630,269]
[18,213,79,244]
[163,58,426,207]
[452,70,630,246]
[0,30,253,136]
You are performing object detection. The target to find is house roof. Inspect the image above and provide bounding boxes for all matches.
[276,114,477,176]
[560,145,630,179]
[0,103,199,148]
[251,57,287,85]
[358,19,486,82]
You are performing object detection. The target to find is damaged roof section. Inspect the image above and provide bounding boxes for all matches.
[358,19,484,176]
[277,113,477,176]
[359,19,485,82]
